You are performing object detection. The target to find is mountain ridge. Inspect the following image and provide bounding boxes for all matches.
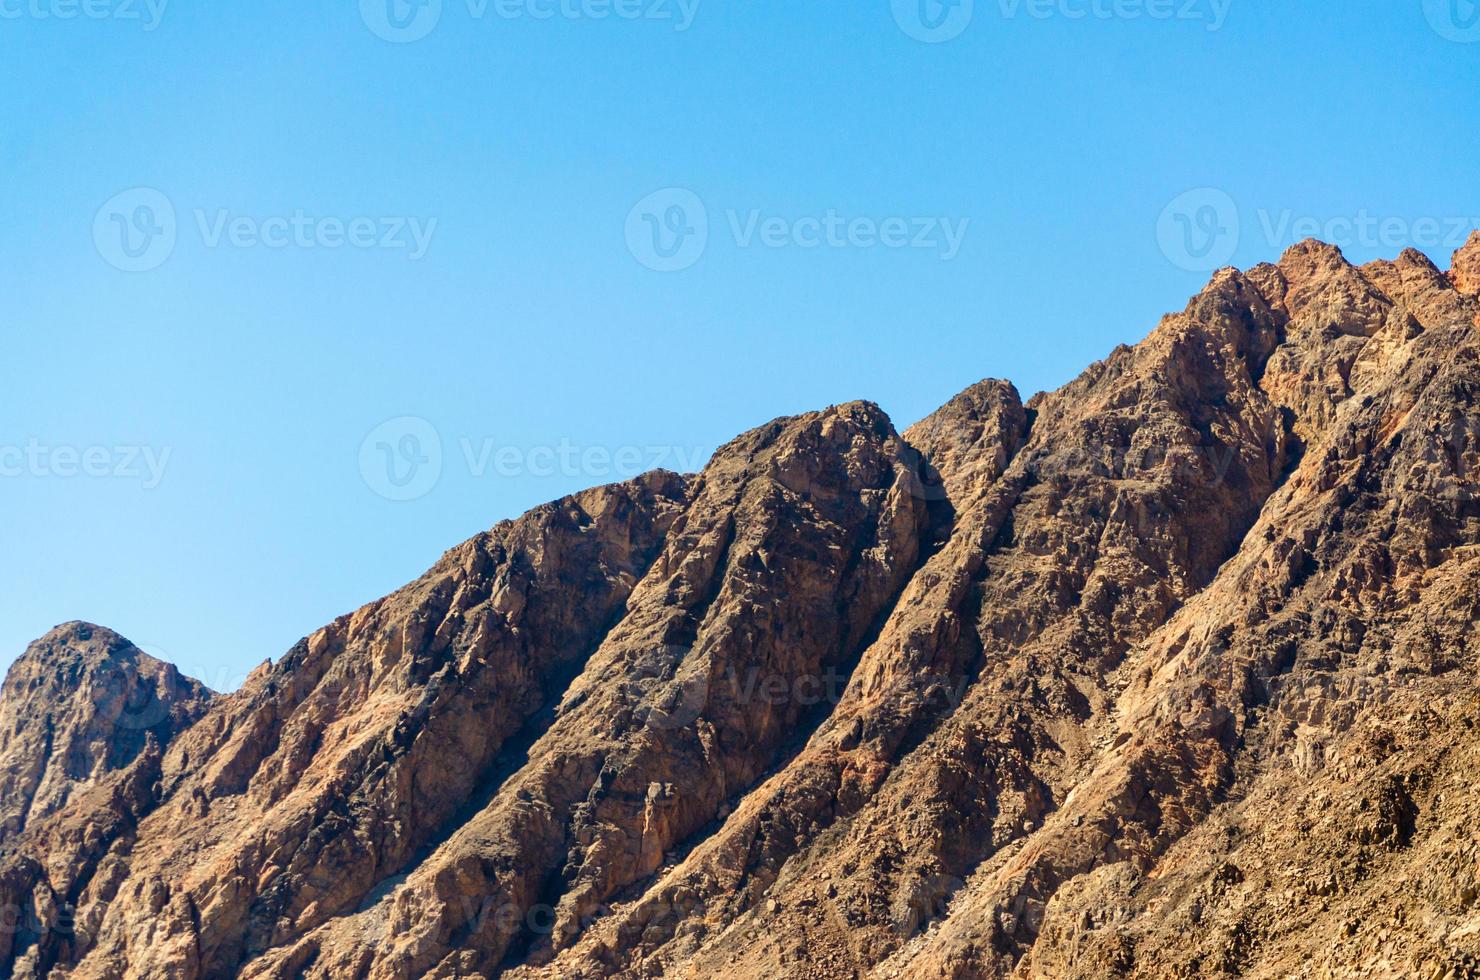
[4,234,1479,978]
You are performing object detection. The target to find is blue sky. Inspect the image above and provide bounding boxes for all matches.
[2,0,1477,685]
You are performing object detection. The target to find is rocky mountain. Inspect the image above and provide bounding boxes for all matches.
[0,622,212,844]
[2,234,1478,978]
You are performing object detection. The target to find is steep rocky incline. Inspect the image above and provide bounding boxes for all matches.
[513,241,1302,979]
[244,401,931,979]
[0,622,212,843]
[1000,240,1480,979]
[2,234,1478,979]
[0,471,690,977]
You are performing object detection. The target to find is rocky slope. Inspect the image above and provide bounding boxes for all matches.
[2,234,1479,978]
[0,622,212,843]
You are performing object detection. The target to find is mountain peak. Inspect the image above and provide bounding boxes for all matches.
[24,620,140,662]
[0,623,212,841]
[35,619,114,644]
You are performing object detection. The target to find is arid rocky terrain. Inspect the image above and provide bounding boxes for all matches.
[0,624,212,846]
[4,235,1480,978]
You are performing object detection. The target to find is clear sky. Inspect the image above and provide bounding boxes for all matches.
[2,0,1476,686]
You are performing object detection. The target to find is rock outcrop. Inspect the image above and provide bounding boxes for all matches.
[0,622,212,843]
[3,236,1479,978]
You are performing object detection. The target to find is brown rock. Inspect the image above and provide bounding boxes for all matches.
[0,622,211,842]
[1450,230,1480,295]
[4,239,1480,979]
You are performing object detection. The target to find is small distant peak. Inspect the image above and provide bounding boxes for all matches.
[633,467,693,492]
[705,398,905,475]
[916,378,1023,421]
[1267,238,1403,337]
[1192,265,1259,305]
[31,621,128,652]
[1395,247,1441,274]
[1278,238,1350,270]
[7,624,213,706]
[904,378,1030,479]
[811,400,899,442]
[961,377,1023,404]
[1450,230,1480,296]
[11,623,200,684]
[8,624,151,686]
[827,399,892,425]
[45,620,104,639]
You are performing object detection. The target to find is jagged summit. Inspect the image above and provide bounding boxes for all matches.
[0,621,212,843]
[29,619,123,648]
[1,241,1478,978]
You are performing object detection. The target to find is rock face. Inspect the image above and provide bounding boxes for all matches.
[3,237,1480,978]
[0,622,212,843]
